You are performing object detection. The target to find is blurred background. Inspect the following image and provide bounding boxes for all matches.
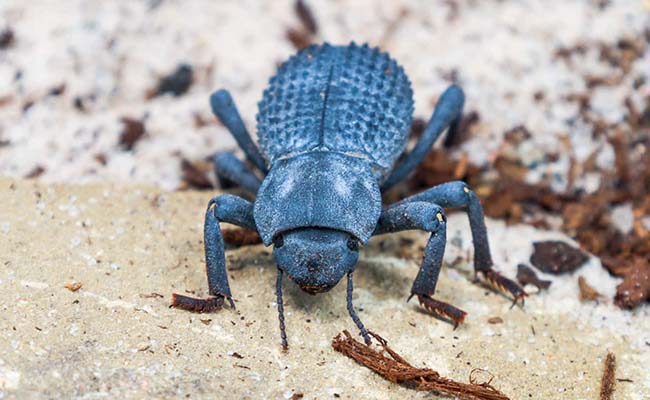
[0,1,647,189]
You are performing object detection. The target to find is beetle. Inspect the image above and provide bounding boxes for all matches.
[171,42,525,349]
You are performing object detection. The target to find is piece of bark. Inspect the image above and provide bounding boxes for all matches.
[118,117,146,151]
[578,276,602,302]
[614,258,650,309]
[530,241,589,274]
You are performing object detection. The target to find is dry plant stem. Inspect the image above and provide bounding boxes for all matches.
[332,330,511,400]
[599,352,616,400]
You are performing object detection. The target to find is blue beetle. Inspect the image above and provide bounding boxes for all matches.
[172,43,525,349]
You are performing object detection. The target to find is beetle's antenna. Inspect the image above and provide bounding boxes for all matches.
[276,269,288,351]
[346,273,371,345]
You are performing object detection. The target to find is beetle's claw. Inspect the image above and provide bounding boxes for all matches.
[414,294,467,328]
[170,293,233,313]
[478,269,527,307]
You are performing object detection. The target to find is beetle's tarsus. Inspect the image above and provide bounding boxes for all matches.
[416,294,467,328]
[213,151,262,194]
[478,269,527,307]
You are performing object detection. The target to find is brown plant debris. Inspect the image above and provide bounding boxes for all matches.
[64,282,83,292]
[0,28,15,49]
[516,264,551,290]
[406,118,650,308]
[118,117,146,151]
[222,227,263,246]
[286,28,312,50]
[599,352,616,400]
[332,330,511,400]
[170,293,225,313]
[487,316,503,324]
[24,165,45,179]
[578,276,603,302]
[152,64,193,97]
[294,0,317,35]
[287,0,317,50]
[614,257,650,309]
[180,158,213,190]
[530,241,589,274]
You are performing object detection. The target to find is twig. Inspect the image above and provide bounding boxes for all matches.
[599,352,616,400]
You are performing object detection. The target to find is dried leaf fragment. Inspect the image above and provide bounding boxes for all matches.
[577,276,602,302]
[516,264,552,290]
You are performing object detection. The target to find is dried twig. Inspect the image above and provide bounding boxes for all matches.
[332,330,511,400]
[599,352,616,400]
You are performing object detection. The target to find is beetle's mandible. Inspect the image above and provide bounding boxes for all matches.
[171,42,526,349]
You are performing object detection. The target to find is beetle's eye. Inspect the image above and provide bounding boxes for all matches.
[273,235,284,248]
[347,237,359,251]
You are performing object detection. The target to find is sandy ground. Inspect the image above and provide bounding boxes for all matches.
[0,176,648,399]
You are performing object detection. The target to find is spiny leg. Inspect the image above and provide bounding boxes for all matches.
[398,181,526,306]
[276,269,288,350]
[346,273,371,345]
[373,201,467,328]
[213,151,262,194]
[171,194,257,312]
[381,85,465,191]
[210,89,268,174]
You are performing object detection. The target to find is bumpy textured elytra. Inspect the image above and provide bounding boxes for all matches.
[171,42,526,349]
[257,43,413,173]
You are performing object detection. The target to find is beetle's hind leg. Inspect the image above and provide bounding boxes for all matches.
[213,152,262,194]
[373,202,467,328]
[397,181,526,306]
[210,89,268,175]
[171,194,257,313]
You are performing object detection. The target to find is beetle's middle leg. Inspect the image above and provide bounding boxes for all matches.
[171,194,257,312]
[213,151,262,194]
[397,181,526,306]
[210,89,268,175]
[373,201,467,328]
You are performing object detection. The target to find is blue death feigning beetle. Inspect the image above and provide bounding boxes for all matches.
[171,42,526,349]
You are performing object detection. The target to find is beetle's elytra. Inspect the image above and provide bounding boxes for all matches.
[171,42,525,349]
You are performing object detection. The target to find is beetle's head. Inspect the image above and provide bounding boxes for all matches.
[272,228,360,294]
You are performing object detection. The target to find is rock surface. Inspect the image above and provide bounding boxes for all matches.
[1,177,648,399]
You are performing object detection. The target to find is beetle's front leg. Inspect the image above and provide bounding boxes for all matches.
[373,201,467,328]
[171,194,257,312]
[398,181,526,306]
